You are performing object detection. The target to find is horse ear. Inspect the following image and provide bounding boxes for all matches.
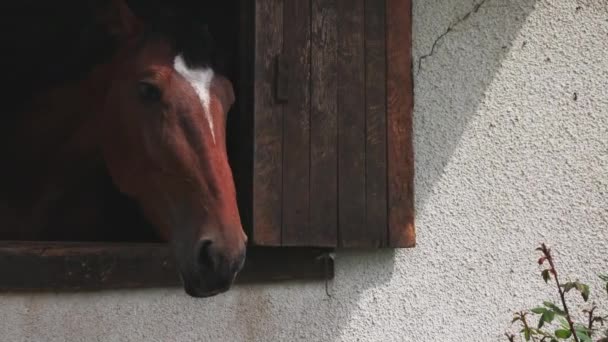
[105,0,144,39]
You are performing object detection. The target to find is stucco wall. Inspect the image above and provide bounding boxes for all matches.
[1,0,607,341]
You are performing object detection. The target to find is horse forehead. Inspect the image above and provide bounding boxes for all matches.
[173,55,217,142]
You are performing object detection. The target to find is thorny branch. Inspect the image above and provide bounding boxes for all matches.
[586,306,596,334]
[538,243,581,342]
[417,0,490,74]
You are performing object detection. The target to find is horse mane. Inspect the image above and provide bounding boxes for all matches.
[136,24,226,78]
[124,0,231,75]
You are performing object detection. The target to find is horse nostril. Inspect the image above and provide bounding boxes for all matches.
[196,239,214,271]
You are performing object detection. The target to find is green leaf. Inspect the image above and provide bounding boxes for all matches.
[582,285,590,301]
[532,307,547,314]
[538,310,555,329]
[599,273,608,282]
[577,330,592,342]
[557,317,569,329]
[525,327,531,341]
[579,336,592,342]
[574,324,590,334]
[575,283,590,302]
[554,329,571,339]
[544,302,566,316]
[542,269,551,283]
[536,329,552,338]
[561,282,576,293]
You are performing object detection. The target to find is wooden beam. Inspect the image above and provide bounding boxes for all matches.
[252,0,284,245]
[309,0,339,247]
[0,242,333,292]
[337,0,367,247]
[386,0,415,247]
[364,0,388,247]
[281,0,312,245]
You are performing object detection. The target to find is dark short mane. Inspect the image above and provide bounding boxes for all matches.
[126,1,226,74]
[175,22,218,67]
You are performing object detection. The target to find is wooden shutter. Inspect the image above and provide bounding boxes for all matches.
[248,0,414,248]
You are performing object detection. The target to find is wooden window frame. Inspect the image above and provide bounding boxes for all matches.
[0,0,411,292]
[0,242,333,291]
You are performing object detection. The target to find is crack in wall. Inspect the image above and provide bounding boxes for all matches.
[417,0,490,74]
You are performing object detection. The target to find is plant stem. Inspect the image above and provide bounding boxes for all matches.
[521,312,540,342]
[540,243,580,342]
[586,306,596,337]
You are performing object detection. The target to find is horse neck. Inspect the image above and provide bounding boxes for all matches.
[0,57,120,204]
[22,61,117,155]
[25,41,140,158]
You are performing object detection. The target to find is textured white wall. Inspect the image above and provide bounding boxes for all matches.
[1,1,607,341]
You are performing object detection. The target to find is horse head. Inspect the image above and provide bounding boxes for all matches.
[98,0,247,297]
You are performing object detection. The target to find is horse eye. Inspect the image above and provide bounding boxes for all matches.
[137,81,162,103]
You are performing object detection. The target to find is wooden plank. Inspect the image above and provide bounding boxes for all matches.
[252,0,284,245]
[364,0,388,247]
[309,0,338,247]
[386,0,415,247]
[0,242,334,291]
[281,0,311,245]
[337,0,367,247]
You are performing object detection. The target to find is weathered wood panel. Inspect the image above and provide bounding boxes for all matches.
[250,0,415,248]
[387,0,415,247]
[281,0,312,245]
[309,0,338,247]
[337,0,367,247]
[364,0,388,247]
[252,0,284,245]
[0,242,334,291]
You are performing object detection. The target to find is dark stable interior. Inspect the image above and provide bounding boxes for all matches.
[0,1,250,242]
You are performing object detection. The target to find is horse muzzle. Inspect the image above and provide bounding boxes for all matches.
[179,238,246,298]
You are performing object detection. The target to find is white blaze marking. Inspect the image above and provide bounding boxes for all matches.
[173,55,216,143]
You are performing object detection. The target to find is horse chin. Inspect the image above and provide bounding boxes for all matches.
[182,278,233,298]
[184,285,230,298]
[178,270,235,298]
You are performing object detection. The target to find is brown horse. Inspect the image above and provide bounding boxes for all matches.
[0,0,247,297]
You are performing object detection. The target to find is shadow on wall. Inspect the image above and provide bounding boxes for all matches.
[412,0,538,208]
[228,249,397,341]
